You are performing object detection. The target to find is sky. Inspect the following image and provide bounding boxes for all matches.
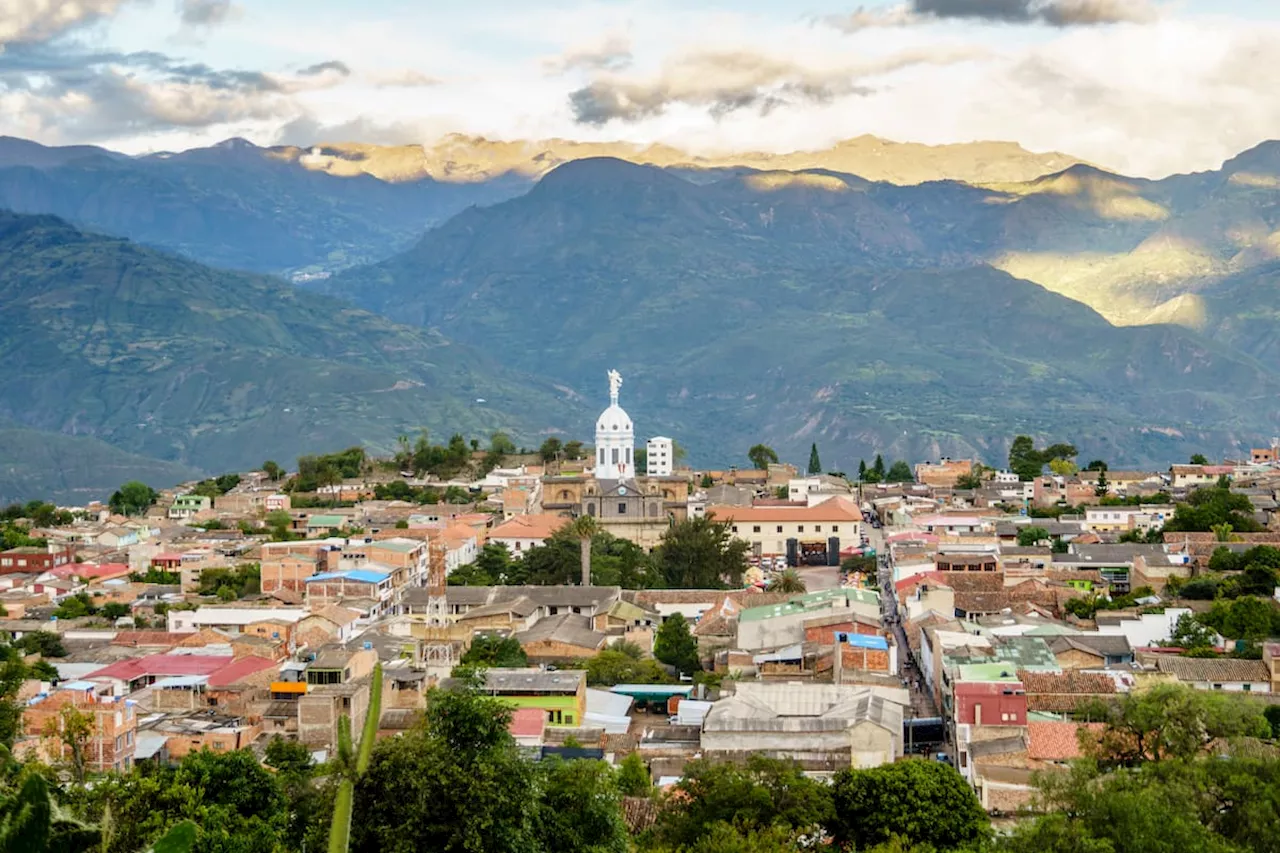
[3,0,1280,176]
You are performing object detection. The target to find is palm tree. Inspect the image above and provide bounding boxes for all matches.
[767,569,807,594]
[568,515,599,586]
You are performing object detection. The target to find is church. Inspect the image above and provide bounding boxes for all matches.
[541,370,690,549]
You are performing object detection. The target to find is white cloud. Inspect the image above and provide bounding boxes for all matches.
[0,0,130,45]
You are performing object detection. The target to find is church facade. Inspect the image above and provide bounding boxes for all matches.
[541,370,689,549]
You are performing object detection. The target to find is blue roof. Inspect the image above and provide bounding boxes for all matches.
[842,634,889,650]
[305,569,390,584]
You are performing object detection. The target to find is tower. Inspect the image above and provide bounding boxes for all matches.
[594,369,635,480]
[421,537,454,674]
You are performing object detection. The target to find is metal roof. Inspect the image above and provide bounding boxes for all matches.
[306,569,391,584]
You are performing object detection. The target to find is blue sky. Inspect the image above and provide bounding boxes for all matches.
[2,0,1279,176]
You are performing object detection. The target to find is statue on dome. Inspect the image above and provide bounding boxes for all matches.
[608,369,622,403]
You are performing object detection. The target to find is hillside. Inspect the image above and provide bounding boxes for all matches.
[0,211,580,498]
[322,158,1280,468]
[0,137,513,275]
[0,421,199,506]
[0,134,1083,276]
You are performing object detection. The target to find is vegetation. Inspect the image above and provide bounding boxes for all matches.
[108,481,158,517]
[747,445,779,472]
[653,614,701,677]
[195,564,261,600]
[460,635,528,668]
[1164,487,1263,533]
[1008,436,1078,482]
[807,444,822,475]
[766,570,806,593]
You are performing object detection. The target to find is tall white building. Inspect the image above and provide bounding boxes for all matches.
[594,369,635,480]
[647,436,674,476]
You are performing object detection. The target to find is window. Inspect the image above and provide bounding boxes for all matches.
[832,525,839,532]
[618,502,627,514]
[213,741,225,750]
[1243,684,1252,692]
[776,525,783,533]
[753,525,761,533]
[798,526,804,533]
[1213,683,1223,690]
[612,448,619,464]
[815,525,822,533]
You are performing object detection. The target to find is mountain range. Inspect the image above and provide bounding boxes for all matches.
[0,211,579,503]
[3,132,1280,501]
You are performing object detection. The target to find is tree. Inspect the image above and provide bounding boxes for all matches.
[807,444,821,475]
[45,705,96,784]
[100,602,130,621]
[1017,526,1050,547]
[490,432,517,456]
[1095,468,1110,497]
[828,760,989,852]
[650,756,833,850]
[1168,613,1217,651]
[108,481,157,516]
[885,460,914,483]
[568,515,599,586]
[1085,460,1109,471]
[14,631,66,658]
[563,440,584,461]
[0,772,100,853]
[261,460,282,481]
[1199,596,1279,642]
[654,516,749,589]
[534,758,628,853]
[616,752,652,797]
[653,614,701,676]
[955,471,983,490]
[1009,436,1078,481]
[871,454,886,482]
[857,459,868,481]
[1081,682,1269,765]
[747,445,779,472]
[1190,454,1210,465]
[461,635,528,668]
[264,735,314,777]
[1049,457,1079,476]
[1164,487,1262,533]
[582,651,673,687]
[766,570,806,594]
[537,435,563,461]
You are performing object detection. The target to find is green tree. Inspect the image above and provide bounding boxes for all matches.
[885,460,914,483]
[1190,454,1210,465]
[1095,468,1110,497]
[534,758,628,853]
[100,602,130,621]
[1009,436,1078,481]
[616,752,652,797]
[1164,487,1262,533]
[0,773,99,853]
[655,515,749,589]
[582,651,674,687]
[1085,459,1109,471]
[650,756,833,850]
[807,444,821,475]
[747,445,779,472]
[264,735,314,777]
[871,454,886,482]
[108,481,157,516]
[489,432,517,457]
[352,680,538,853]
[857,459,868,481]
[1049,457,1079,476]
[563,440,585,461]
[568,515,599,586]
[14,632,67,658]
[766,570,806,594]
[461,635,528,668]
[537,435,563,461]
[1017,526,1050,547]
[262,460,282,481]
[1168,613,1217,651]
[653,614,701,676]
[828,760,989,852]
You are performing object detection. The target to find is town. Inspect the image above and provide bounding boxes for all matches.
[1,372,1279,852]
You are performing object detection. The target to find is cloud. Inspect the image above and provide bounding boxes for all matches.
[299,60,351,77]
[569,46,982,125]
[0,0,130,45]
[275,113,438,147]
[176,0,239,27]
[365,69,441,88]
[830,0,1159,31]
[543,33,634,74]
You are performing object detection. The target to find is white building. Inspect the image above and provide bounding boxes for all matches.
[594,369,635,480]
[646,436,674,476]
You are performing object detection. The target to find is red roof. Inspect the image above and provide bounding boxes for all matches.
[206,656,278,687]
[152,553,184,562]
[507,707,546,738]
[88,654,234,682]
[895,572,952,593]
[1027,721,1105,760]
[112,631,189,648]
[53,563,130,579]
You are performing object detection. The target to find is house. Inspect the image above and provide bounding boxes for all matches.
[168,494,211,520]
[488,514,567,555]
[97,528,141,549]
[481,668,587,727]
[508,707,548,750]
[1170,464,1223,488]
[707,499,862,559]
[1084,505,1175,534]
[1047,634,1134,669]
[304,567,395,617]
[168,605,307,635]
[1154,657,1271,692]
[736,588,881,651]
[0,546,74,574]
[953,677,1027,727]
[305,514,350,535]
[701,682,905,771]
[513,613,608,663]
[85,654,242,695]
[18,683,137,772]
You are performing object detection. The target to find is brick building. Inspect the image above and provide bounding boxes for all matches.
[20,683,137,772]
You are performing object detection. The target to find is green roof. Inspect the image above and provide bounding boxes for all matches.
[369,540,420,553]
[944,636,1060,673]
[957,663,1022,682]
[738,587,881,623]
[307,515,346,527]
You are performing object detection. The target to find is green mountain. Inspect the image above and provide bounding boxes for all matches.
[0,211,581,501]
[0,137,516,276]
[321,158,1280,468]
[0,420,199,506]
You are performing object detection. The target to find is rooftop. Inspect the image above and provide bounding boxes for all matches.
[306,569,391,585]
[1155,657,1271,683]
[483,668,586,694]
[706,498,862,523]
[739,588,880,623]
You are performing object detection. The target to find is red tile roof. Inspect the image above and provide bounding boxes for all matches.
[54,563,131,579]
[88,654,234,682]
[895,572,951,594]
[490,514,568,541]
[206,656,278,687]
[1027,721,1105,760]
[508,707,546,738]
[706,498,862,523]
